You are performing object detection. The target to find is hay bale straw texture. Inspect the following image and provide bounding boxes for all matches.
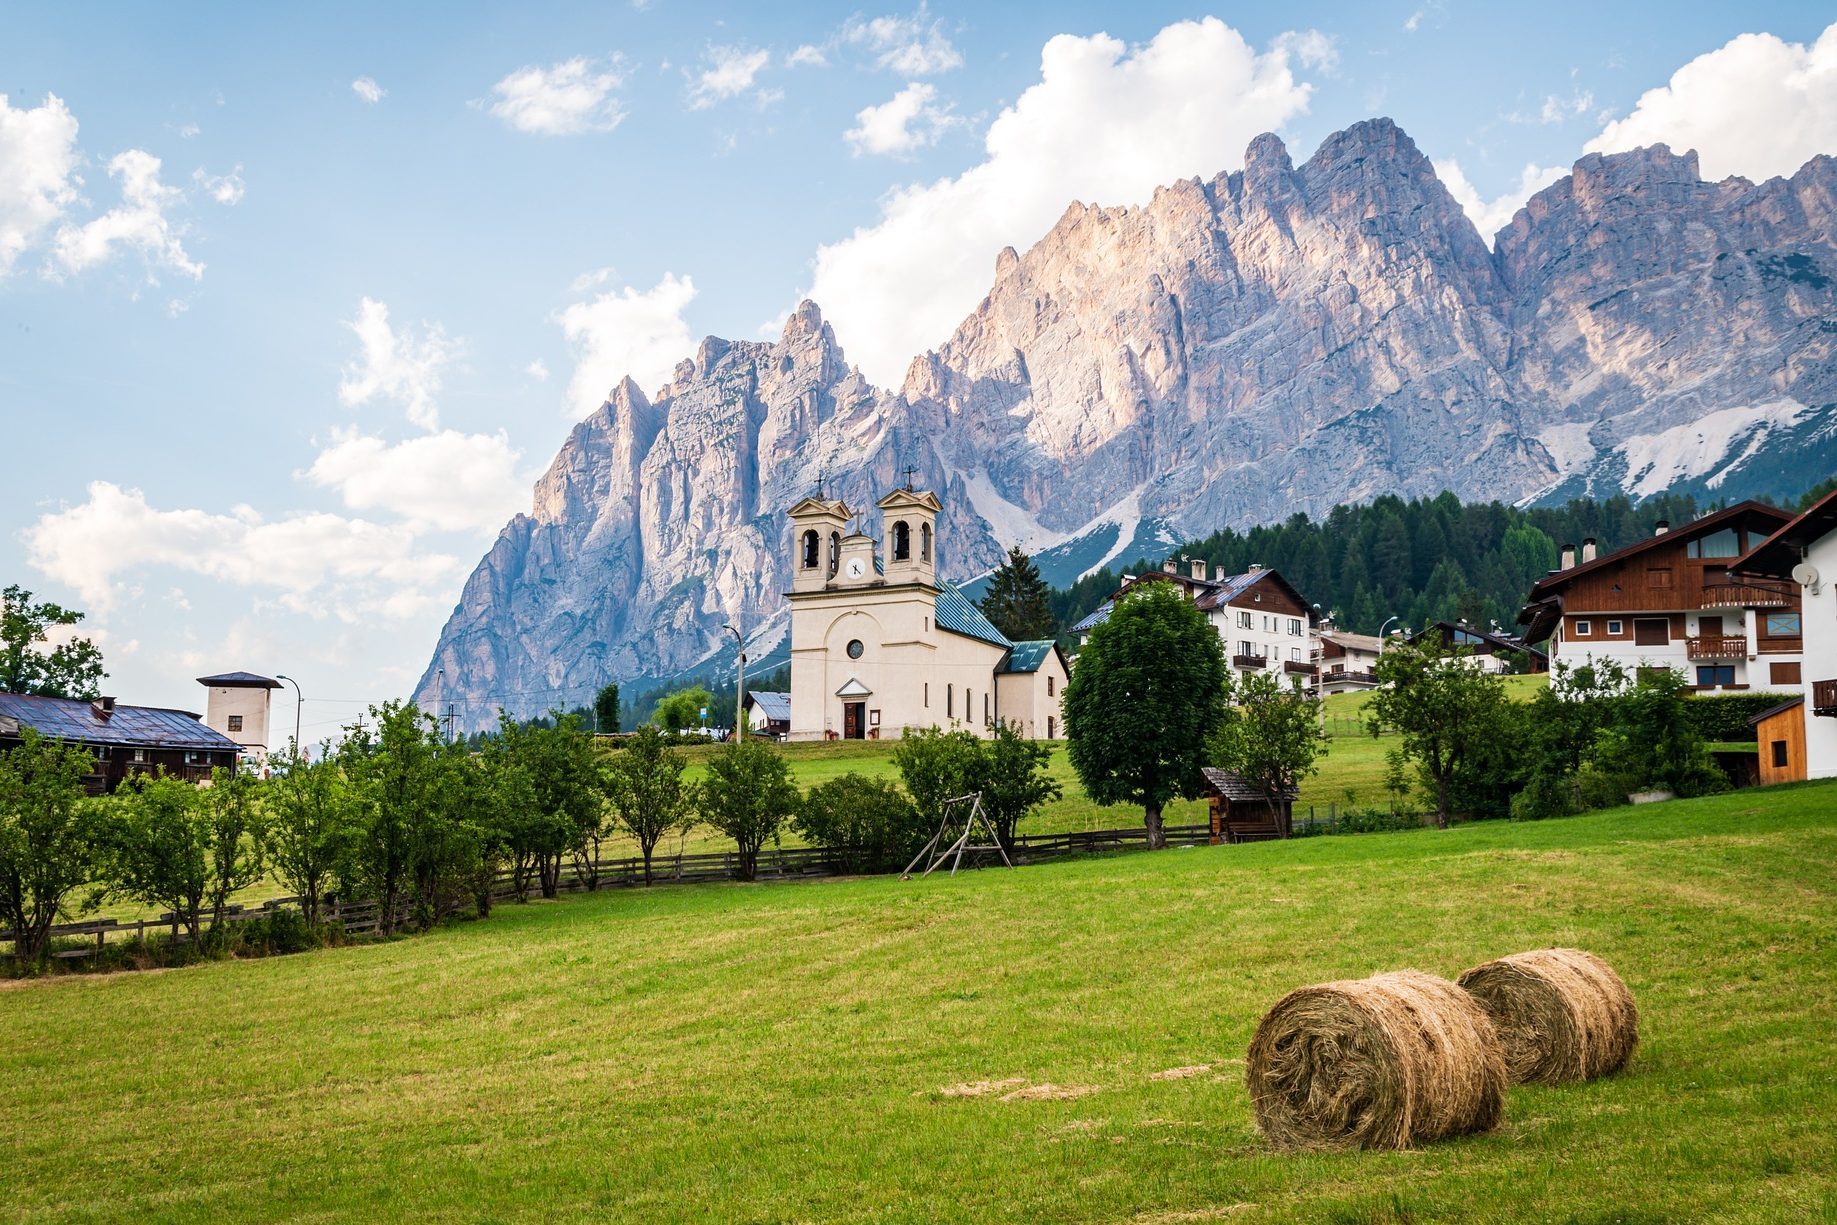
[1244,970,1507,1151]
[1457,948,1638,1085]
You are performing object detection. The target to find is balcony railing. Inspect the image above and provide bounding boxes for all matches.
[1232,654,1267,670]
[1284,660,1319,676]
[1685,634,1747,660]
[1323,668,1378,687]
[1814,678,1837,718]
[1701,579,1795,608]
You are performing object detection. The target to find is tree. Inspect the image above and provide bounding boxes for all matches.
[1367,639,1510,829]
[1212,670,1326,818]
[696,740,799,880]
[891,727,986,827]
[976,720,1061,848]
[263,743,355,925]
[488,711,603,898]
[107,774,212,942]
[336,701,452,935]
[0,585,106,700]
[1062,581,1229,848]
[594,683,621,734]
[1587,669,1726,799]
[0,729,106,963]
[794,773,924,874]
[978,547,1057,641]
[602,725,694,885]
[198,767,266,941]
[652,686,716,734]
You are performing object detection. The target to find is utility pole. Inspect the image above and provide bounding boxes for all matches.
[724,620,746,741]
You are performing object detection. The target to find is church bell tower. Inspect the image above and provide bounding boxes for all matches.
[876,487,941,588]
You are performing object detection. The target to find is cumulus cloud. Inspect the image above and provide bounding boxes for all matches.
[304,429,527,534]
[352,76,386,104]
[1436,158,1567,243]
[193,165,245,205]
[24,481,455,615]
[807,17,1323,385]
[526,357,550,381]
[486,57,626,135]
[1584,22,1837,182]
[338,297,458,430]
[53,149,202,281]
[0,92,81,276]
[787,44,829,69]
[845,82,961,157]
[842,6,963,75]
[557,272,697,416]
[688,46,770,109]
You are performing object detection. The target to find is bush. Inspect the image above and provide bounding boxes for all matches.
[795,774,925,874]
[1678,693,1786,743]
[1509,773,1582,822]
[237,908,321,955]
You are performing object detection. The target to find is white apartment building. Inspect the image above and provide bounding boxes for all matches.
[1735,489,1837,780]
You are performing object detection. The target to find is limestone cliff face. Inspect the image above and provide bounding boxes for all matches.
[417,118,1837,726]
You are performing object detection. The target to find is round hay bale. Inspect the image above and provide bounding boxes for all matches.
[1456,948,1638,1085]
[1244,970,1507,1151]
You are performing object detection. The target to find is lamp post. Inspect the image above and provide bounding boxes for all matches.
[275,673,302,759]
[1378,615,1400,655]
[723,621,746,742]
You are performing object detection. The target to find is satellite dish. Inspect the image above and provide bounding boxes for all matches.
[1793,562,1822,594]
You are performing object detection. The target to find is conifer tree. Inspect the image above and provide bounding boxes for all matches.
[978,546,1057,641]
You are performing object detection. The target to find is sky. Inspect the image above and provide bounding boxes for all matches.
[4,1,1837,745]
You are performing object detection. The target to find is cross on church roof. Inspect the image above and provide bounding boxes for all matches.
[901,464,918,491]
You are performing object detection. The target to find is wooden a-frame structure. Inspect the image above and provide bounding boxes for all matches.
[900,791,1014,878]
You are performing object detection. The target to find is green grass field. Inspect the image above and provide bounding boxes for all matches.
[5,779,1832,1223]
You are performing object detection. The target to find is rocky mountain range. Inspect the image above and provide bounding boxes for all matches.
[415,116,1837,728]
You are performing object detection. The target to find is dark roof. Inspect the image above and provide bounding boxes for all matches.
[934,583,1012,649]
[1412,621,1548,660]
[0,692,241,752]
[195,671,282,688]
[1072,566,1318,637]
[1748,695,1804,725]
[1069,601,1113,635]
[1735,486,1837,578]
[745,690,791,721]
[1200,766,1298,802]
[998,640,1061,674]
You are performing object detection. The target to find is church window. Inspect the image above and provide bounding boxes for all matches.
[920,522,932,562]
[892,520,910,561]
[924,683,929,707]
[828,532,841,577]
[983,691,989,724]
[800,530,819,569]
[947,684,954,717]
[846,639,864,659]
[1047,675,1055,697]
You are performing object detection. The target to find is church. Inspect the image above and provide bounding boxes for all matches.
[786,487,1068,741]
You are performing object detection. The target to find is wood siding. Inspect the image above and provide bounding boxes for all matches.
[1756,704,1807,786]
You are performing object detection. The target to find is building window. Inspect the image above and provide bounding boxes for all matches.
[1771,661,1802,686]
[828,532,841,577]
[1288,618,1302,635]
[1773,740,1790,768]
[1634,618,1670,647]
[1765,613,1802,637]
[1046,675,1055,697]
[227,714,243,733]
[920,523,932,562]
[801,529,819,569]
[966,689,972,722]
[1687,528,1742,558]
[924,683,929,708]
[132,748,147,763]
[891,520,910,561]
[1575,620,1592,636]
[1606,620,1623,636]
[1291,647,1302,663]
[1047,716,1056,739]
[1237,610,1252,629]
[846,639,864,659]
[947,685,953,718]
[1695,665,1735,688]
[983,692,990,724]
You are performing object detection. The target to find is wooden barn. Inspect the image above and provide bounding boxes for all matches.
[0,692,241,794]
[1751,696,1807,786]
[1199,767,1297,843]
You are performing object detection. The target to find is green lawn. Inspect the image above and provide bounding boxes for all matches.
[5,781,1833,1223]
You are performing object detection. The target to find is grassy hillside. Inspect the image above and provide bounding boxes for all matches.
[4,781,1832,1223]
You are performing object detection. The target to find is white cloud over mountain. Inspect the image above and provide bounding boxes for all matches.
[304,429,527,534]
[845,82,961,157]
[351,76,386,104]
[557,271,697,415]
[337,297,458,430]
[485,57,626,135]
[807,17,1324,385]
[1436,159,1567,243]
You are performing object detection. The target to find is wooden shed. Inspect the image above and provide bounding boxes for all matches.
[1199,767,1297,844]
[1750,696,1806,786]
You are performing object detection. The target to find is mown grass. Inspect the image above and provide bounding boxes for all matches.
[4,781,1833,1224]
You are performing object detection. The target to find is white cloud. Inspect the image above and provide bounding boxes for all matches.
[806,18,1323,385]
[0,93,81,276]
[526,357,550,381]
[24,481,454,615]
[1584,22,1837,183]
[1436,158,1567,243]
[304,429,527,534]
[176,122,201,139]
[486,57,626,135]
[688,46,770,109]
[1272,29,1338,74]
[352,76,386,104]
[557,272,696,415]
[53,149,202,281]
[338,297,458,430]
[845,82,961,157]
[193,165,245,205]
[787,44,829,68]
[1539,89,1594,124]
[842,7,963,75]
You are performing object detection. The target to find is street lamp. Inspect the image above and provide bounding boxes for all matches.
[275,673,302,759]
[1378,615,1400,655]
[723,621,746,742]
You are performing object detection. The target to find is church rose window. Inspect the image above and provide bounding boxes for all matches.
[847,639,864,659]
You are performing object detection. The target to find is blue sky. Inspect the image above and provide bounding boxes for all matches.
[4,2,1834,743]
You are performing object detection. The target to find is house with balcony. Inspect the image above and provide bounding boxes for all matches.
[1516,502,1803,694]
[1734,486,1837,781]
[1410,621,1548,674]
[1319,627,1384,694]
[1069,558,1322,692]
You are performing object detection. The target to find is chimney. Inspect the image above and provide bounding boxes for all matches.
[1654,520,1669,536]
[1582,537,1598,563]
[1248,562,1264,573]
[1560,543,1577,570]
[1162,557,1178,574]
[1189,557,1208,582]
[91,696,116,721]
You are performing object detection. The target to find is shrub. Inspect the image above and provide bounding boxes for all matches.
[795,774,925,874]
[1678,693,1785,743]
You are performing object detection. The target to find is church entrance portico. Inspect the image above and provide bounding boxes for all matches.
[836,677,873,739]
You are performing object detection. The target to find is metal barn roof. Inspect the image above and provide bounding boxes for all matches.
[999,640,1058,674]
[745,690,791,721]
[0,692,240,751]
[934,584,1012,649]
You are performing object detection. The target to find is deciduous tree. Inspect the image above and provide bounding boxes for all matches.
[602,725,693,885]
[0,585,105,700]
[794,773,923,874]
[1212,670,1326,817]
[1367,639,1509,829]
[696,740,799,881]
[263,743,355,924]
[652,686,716,734]
[976,719,1061,848]
[107,773,212,942]
[0,729,106,963]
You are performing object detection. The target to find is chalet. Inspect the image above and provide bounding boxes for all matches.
[0,691,240,794]
[1070,559,1323,693]
[1733,485,1837,780]
[1516,502,1803,694]
[743,690,791,739]
[1319,628,1384,694]
[1410,621,1549,674]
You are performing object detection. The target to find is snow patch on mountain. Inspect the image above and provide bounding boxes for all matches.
[1618,399,1814,498]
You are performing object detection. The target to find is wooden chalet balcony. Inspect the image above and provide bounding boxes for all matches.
[1700,579,1794,608]
[1284,660,1319,676]
[1232,654,1267,670]
[1814,678,1837,718]
[1685,634,1747,660]
[1324,668,1378,686]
